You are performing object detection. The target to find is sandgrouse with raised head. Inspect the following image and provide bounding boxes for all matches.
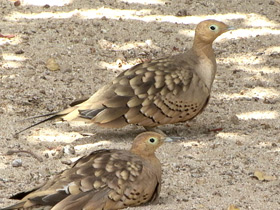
[2,132,166,210]
[19,20,233,134]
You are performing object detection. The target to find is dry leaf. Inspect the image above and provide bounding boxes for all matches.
[46,58,60,71]
[228,204,240,210]
[253,170,277,181]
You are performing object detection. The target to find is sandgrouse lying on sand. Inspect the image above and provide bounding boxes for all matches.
[18,19,233,134]
[2,132,166,210]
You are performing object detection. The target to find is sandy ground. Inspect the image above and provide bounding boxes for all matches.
[0,0,280,209]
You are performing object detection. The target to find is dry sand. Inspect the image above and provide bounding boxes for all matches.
[0,0,280,209]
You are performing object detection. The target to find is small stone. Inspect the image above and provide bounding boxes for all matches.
[239,90,245,95]
[12,159,22,167]
[63,68,72,73]
[46,58,60,71]
[44,153,49,158]
[15,50,24,54]
[230,115,240,125]
[232,69,242,74]
[61,160,72,165]
[263,98,277,104]
[236,140,243,146]
[90,47,96,54]
[63,145,75,155]
[261,124,271,129]
[176,9,190,16]
[244,83,253,88]
[116,59,123,68]
[145,39,153,46]
[228,82,234,87]
[54,149,64,159]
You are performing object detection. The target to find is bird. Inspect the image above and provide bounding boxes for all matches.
[2,132,167,210]
[17,19,233,134]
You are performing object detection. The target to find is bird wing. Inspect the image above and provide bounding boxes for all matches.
[7,150,160,210]
[62,52,210,128]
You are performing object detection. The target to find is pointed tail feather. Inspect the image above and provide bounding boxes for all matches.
[15,103,84,135]
[22,112,59,121]
[15,114,60,135]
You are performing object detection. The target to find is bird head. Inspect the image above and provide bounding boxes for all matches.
[194,19,233,44]
[130,132,166,157]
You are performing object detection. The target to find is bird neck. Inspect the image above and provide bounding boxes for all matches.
[130,148,157,161]
[191,39,217,90]
[192,38,215,60]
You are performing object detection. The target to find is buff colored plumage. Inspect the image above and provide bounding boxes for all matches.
[2,132,166,210]
[18,20,233,134]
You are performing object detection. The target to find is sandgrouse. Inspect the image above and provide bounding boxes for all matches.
[18,20,233,134]
[2,132,166,210]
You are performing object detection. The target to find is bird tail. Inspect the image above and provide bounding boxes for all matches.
[15,105,79,135]
[15,97,91,135]
[15,112,61,135]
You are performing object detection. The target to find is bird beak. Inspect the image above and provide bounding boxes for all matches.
[164,136,174,143]
[227,26,235,31]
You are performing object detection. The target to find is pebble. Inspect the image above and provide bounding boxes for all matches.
[46,58,60,71]
[63,145,76,155]
[230,115,240,125]
[12,159,22,167]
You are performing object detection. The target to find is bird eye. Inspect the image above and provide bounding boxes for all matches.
[149,137,156,143]
[209,25,217,31]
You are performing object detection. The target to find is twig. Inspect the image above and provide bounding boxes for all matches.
[208,128,223,132]
[6,150,43,162]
